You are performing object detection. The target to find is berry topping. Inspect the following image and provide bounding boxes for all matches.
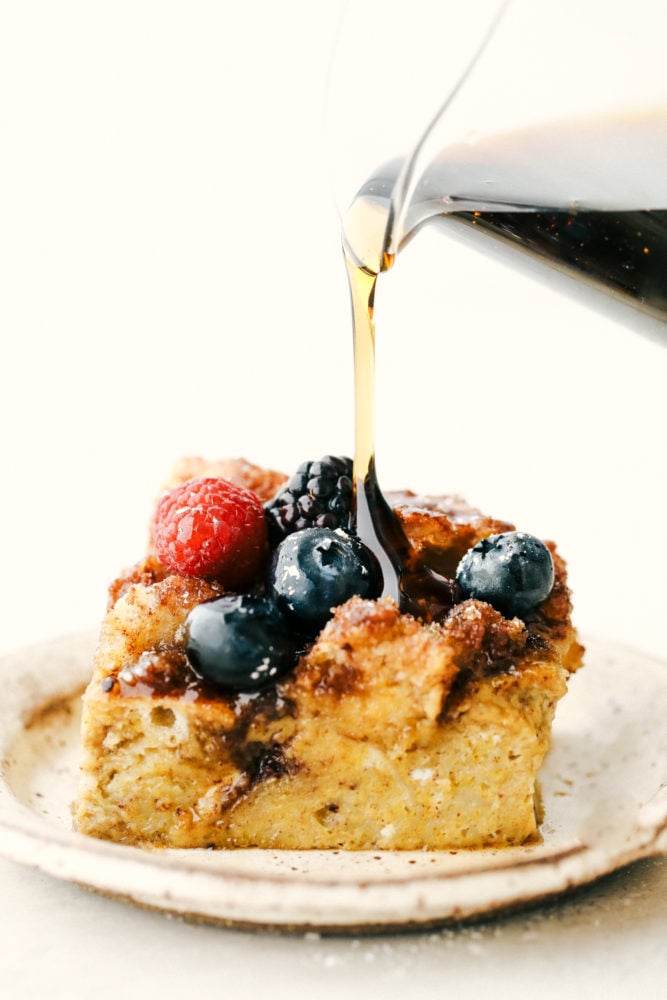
[153,477,267,587]
[269,527,380,633]
[184,594,301,691]
[456,531,555,618]
[264,455,353,542]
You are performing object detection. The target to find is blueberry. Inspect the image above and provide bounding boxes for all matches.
[184,594,301,692]
[269,527,380,633]
[456,531,554,618]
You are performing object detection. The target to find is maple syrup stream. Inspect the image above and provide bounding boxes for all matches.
[344,249,459,622]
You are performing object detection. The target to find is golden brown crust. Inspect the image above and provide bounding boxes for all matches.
[291,597,461,732]
[107,555,170,609]
[523,545,585,673]
[440,599,531,674]
[162,456,287,502]
[390,491,514,577]
[97,573,225,675]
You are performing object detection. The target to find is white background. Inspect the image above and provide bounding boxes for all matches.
[0,4,665,995]
[1,1,665,659]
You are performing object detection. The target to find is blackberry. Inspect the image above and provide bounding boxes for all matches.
[264,455,354,543]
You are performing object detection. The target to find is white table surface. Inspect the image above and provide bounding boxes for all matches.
[1,3,665,996]
[1,852,665,1000]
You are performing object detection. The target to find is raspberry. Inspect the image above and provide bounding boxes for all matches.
[264,455,353,543]
[153,477,267,587]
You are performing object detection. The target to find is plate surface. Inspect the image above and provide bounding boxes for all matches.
[0,632,665,932]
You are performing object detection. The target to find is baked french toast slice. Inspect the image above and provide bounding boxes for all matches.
[75,458,583,850]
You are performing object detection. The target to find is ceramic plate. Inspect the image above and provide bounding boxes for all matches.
[0,632,665,933]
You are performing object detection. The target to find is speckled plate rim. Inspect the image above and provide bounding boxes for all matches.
[0,631,665,933]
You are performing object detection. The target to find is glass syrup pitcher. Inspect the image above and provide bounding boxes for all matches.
[327,0,667,613]
[333,0,667,334]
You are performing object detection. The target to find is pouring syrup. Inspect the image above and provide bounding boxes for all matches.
[344,114,667,614]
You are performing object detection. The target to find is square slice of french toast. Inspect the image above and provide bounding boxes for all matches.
[74,458,583,850]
